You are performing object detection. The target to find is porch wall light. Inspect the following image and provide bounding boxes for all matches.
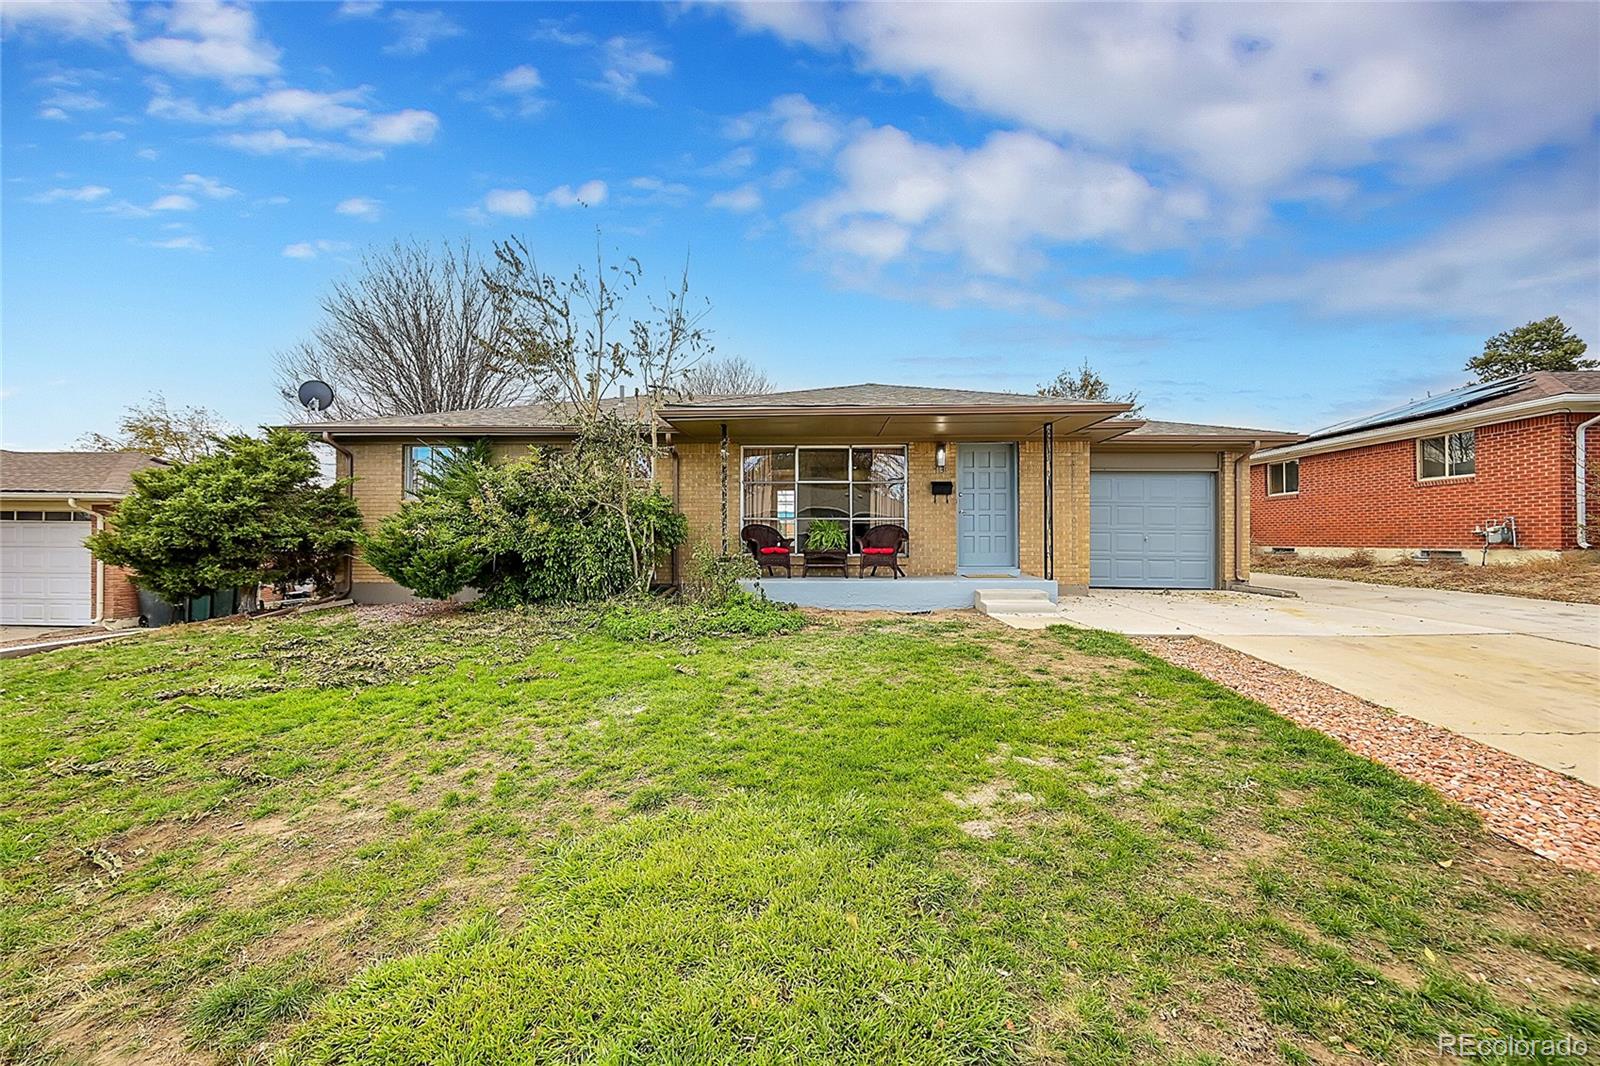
[935,442,948,471]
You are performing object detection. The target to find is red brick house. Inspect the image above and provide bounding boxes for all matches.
[1251,372,1600,564]
[0,450,163,626]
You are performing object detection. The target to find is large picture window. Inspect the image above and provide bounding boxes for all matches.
[742,445,908,552]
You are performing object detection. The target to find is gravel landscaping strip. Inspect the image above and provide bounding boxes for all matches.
[1137,635,1600,874]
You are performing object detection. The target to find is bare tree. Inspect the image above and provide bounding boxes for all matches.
[481,236,714,588]
[275,238,528,418]
[77,394,235,464]
[681,355,773,398]
[481,236,711,434]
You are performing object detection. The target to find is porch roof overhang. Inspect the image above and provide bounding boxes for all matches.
[658,401,1136,442]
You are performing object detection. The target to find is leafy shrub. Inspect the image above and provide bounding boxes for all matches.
[361,431,688,605]
[683,544,758,607]
[86,429,362,604]
[803,519,849,554]
[599,594,804,642]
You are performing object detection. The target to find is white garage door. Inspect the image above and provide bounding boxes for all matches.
[1089,472,1216,589]
[0,514,95,625]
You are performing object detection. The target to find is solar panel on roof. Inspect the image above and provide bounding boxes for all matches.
[1302,376,1526,442]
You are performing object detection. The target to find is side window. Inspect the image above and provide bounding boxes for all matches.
[1418,430,1475,480]
[404,444,466,495]
[1266,459,1299,496]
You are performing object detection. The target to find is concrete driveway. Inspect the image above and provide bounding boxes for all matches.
[1046,574,1600,784]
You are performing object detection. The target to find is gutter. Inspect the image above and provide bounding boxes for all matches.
[1579,414,1600,549]
[65,496,105,625]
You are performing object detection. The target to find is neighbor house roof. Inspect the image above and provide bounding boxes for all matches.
[0,450,165,498]
[1255,371,1600,463]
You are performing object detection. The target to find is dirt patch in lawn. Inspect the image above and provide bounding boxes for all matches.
[1252,549,1600,604]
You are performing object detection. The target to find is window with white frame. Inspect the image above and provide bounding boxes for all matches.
[403,443,467,495]
[1417,429,1475,480]
[1266,459,1299,496]
[741,445,908,552]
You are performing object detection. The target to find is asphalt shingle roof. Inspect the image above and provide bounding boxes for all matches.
[666,383,1091,408]
[1,450,164,495]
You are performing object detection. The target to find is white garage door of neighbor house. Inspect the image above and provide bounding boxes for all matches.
[0,515,94,625]
[1089,472,1216,589]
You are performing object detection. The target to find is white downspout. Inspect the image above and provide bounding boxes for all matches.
[1578,414,1600,549]
[65,497,106,625]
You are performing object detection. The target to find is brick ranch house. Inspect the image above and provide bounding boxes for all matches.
[0,450,163,626]
[289,384,1298,610]
[1251,371,1600,565]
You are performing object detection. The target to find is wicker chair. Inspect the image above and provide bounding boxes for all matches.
[740,523,793,577]
[856,524,909,578]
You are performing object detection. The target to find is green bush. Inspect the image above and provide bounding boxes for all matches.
[360,432,688,605]
[599,594,804,642]
[86,429,362,604]
[684,544,758,607]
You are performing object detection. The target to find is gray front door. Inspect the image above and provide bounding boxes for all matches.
[1089,472,1216,588]
[957,443,1016,570]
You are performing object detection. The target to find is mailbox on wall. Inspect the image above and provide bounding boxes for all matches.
[930,480,954,498]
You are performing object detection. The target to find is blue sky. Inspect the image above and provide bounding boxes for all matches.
[2,0,1597,449]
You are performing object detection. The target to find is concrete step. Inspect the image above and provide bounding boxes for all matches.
[973,588,1057,617]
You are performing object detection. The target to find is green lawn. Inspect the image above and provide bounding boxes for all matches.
[2,608,1595,1064]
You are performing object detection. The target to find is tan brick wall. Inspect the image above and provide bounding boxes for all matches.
[342,433,1108,589]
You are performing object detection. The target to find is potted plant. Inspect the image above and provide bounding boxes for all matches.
[801,518,850,577]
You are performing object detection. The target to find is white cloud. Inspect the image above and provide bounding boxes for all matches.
[175,173,237,199]
[625,176,691,206]
[135,147,159,160]
[152,86,438,158]
[708,183,762,213]
[127,0,280,82]
[77,129,127,142]
[799,124,1207,275]
[483,188,536,217]
[0,0,132,41]
[723,3,1600,198]
[38,88,108,119]
[353,108,438,145]
[336,0,381,17]
[1176,199,1600,338]
[282,239,352,259]
[767,94,840,153]
[496,64,541,93]
[590,36,671,105]
[544,179,607,208]
[384,8,462,56]
[335,196,382,220]
[27,184,113,204]
[143,234,210,252]
[150,193,197,211]
[477,180,607,218]
[217,129,381,162]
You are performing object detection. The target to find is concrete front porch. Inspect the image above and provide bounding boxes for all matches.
[741,573,1058,612]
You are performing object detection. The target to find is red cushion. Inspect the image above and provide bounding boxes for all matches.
[861,547,896,555]
[758,546,790,555]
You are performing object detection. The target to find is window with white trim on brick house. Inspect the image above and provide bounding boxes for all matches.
[741,445,908,553]
[1417,430,1475,480]
[403,443,468,496]
[1266,459,1299,496]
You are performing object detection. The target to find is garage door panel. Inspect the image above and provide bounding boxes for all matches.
[1,518,94,626]
[1089,472,1215,589]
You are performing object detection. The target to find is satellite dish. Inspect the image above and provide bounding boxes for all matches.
[297,379,335,412]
